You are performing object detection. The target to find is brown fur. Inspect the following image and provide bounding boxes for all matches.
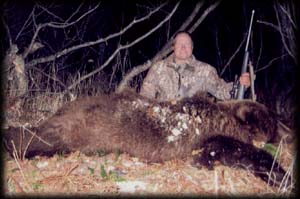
[4,90,278,163]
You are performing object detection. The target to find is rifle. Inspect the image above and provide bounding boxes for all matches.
[235,10,255,100]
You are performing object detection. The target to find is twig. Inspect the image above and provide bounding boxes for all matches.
[23,3,100,59]
[66,2,180,91]
[65,164,79,177]
[117,1,221,92]
[249,62,256,101]
[37,4,65,22]
[11,140,20,161]
[220,35,247,76]
[15,5,36,41]
[22,132,36,160]
[257,20,283,34]
[214,169,219,196]
[9,177,25,193]
[228,174,236,194]
[65,2,84,23]
[188,0,221,33]
[22,126,53,147]
[2,16,13,48]
[278,3,297,29]
[26,2,166,67]
[255,54,288,73]
[32,65,67,89]
[267,138,283,187]
[12,142,33,192]
[274,3,296,62]
[279,155,296,192]
[155,1,204,59]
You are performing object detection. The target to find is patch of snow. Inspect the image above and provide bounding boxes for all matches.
[167,135,176,143]
[182,122,188,129]
[116,180,147,193]
[195,128,200,135]
[195,116,202,123]
[152,106,160,113]
[171,128,182,136]
[36,161,48,169]
[122,161,133,167]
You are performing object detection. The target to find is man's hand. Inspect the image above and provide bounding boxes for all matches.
[239,72,250,87]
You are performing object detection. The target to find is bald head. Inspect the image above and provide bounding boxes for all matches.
[173,32,194,64]
[174,32,193,47]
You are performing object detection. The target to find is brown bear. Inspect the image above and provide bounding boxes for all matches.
[3,90,289,187]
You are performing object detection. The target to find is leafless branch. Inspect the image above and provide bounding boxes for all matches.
[278,3,297,29]
[117,1,221,92]
[257,19,295,62]
[256,20,288,37]
[257,1,296,63]
[249,62,256,101]
[255,30,263,71]
[68,4,85,23]
[66,1,180,91]
[26,2,166,67]
[23,126,53,147]
[45,3,100,28]
[274,2,296,62]
[23,3,101,59]
[255,54,288,73]
[220,34,247,76]
[155,1,204,60]
[15,5,36,41]
[2,16,12,48]
[188,0,221,33]
[37,4,64,22]
[31,66,67,89]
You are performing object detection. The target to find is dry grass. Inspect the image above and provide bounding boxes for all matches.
[4,150,295,197]
[3,92,296,197]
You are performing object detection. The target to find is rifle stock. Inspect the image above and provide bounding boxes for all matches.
[236,10,255,100]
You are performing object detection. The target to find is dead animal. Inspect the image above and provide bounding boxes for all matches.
[3,90,292,187]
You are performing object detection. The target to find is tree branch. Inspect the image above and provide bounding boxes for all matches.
[155,1,205,60]
[117,1,221,92]
[278,2,297,29]
[255,54,288,73]
[257,20,287,37]
[23,3,101,59]
[188,0,221,33]
[274,2,296,62]
[15,5,36,41]
[2,16,12,48]
[66,1,180,91]
[31,66,67,89]
[220,34,247,76]
[26,2,166,67]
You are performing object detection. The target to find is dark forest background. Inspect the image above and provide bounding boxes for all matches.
[1,0,298,128]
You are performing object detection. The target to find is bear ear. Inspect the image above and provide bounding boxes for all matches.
[233,101,268,124]
[232,102,249,124]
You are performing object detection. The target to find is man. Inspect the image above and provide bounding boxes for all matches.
[140,31,250,101]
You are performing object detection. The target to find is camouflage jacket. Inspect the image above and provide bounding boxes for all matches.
[140,53,233,101]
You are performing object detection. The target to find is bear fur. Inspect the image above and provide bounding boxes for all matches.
[3,90,287,186]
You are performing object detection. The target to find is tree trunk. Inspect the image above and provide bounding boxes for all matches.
[4,44,28,97]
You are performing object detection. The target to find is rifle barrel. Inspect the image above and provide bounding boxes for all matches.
[236,10,255,100]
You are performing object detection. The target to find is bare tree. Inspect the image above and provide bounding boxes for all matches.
[3,1,179,98]
[117,0,222,92]
[256,0,297,127]
[3,0,225,100]
[257,1,297,64]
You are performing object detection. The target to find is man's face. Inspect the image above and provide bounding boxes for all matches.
[173,33,193,62]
